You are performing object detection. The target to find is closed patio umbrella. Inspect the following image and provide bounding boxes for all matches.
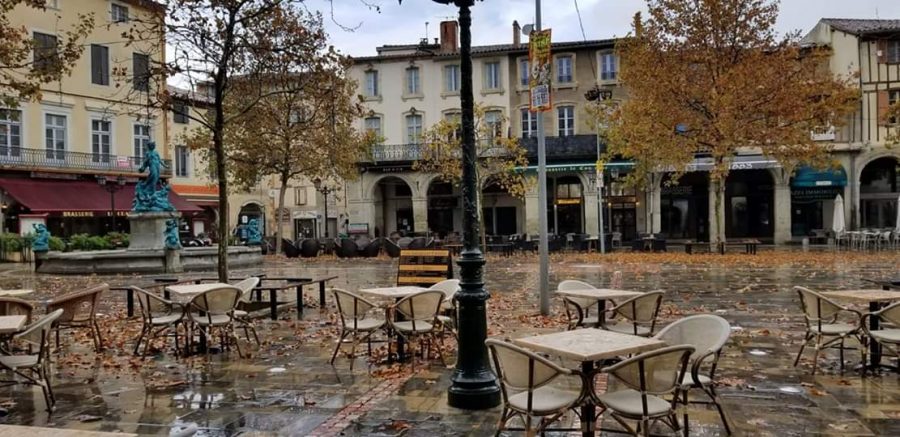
[832,194,845,234]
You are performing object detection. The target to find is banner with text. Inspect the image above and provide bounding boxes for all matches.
[529,29,552,112]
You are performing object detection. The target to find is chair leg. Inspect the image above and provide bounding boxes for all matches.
[93,319,104,351]
[839,337,846,374]
[330,330,348,365]
[705,384,732,435]
[349,336,360,371]
[494,407,509,437]
[682,389,689,437]
[811,336,822,375]
[133,325,147,355]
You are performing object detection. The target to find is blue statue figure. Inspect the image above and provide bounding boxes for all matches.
[133,141,175,212]
[31,224,50,252]
[164,219,182,250]
[246,219,263,245]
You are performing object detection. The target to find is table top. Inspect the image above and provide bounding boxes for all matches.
[823,289,900,303]
[0,289,33,297]
[166,282,234,296]
[0,425,137,436]
[0,315,27,334]
[513,328,666,362]
[357,286,428,299]
[555,288,642,301]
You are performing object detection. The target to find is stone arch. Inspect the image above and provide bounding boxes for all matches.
[856,150,900,187]
[366,173,417,201]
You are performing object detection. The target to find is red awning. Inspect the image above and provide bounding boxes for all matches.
[0,178,202,214]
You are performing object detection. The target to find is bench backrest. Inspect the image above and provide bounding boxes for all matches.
[397,249,453,287]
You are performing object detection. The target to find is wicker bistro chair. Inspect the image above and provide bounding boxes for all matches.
[186,286,244,358]
[653,315,733,435]
[0,297,34,322]
[594,345,695,437]
[601,291,664,337]
[793,286,866,375]
[231,277,262,345]
[428,279,460,335]
[0,309,63,410]
[486,339,585,436]
[46,284,107,352]
[862,301,900,367]
[132,287,186,357]
[330,288,386,369]
[388,290,446,370]
[558,280,601,330]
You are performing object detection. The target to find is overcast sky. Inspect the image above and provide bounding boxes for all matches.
[314,0,900,57]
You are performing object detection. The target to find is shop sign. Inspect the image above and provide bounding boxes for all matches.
[791,186,842,201]
[556,198,581,205]
[529,29,552,112]
[661,186,693,196]
[429,197,458,209]
[373,166,409,173]
[61,211,94,217]
[104,211,128,217]
[348,223,369,234]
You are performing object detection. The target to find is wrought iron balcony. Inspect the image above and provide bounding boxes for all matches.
[0,147,173,177]
[367,143,422,163]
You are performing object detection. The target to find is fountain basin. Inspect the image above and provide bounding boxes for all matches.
[36,245,262,274]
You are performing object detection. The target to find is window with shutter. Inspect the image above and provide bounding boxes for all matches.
[91,45,109,85]
[32,32,59,73]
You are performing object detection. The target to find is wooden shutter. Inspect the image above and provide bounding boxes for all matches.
[91,45,109,85]
[877,90,890,126]
[877,40,888,64]
[133,53,149,91]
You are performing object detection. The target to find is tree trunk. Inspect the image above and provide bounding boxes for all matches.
[275,174,288,255]
[713,179,724,254]
[214,129,229,281]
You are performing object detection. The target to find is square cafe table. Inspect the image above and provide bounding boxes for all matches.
[513,329,666,436]
[0,315,27,335]
[165,283,233,354]
[823,289,900,369]
[357,286,428,362]
[555,289,642,327]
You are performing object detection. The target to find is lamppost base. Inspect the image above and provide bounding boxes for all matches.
[448,370,501,409]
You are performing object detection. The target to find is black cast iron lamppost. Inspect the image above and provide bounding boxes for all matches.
[398,0,500,410]
[313,177,336,238]
[98,175,127,232]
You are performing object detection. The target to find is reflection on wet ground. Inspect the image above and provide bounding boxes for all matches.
[0,249,898,435]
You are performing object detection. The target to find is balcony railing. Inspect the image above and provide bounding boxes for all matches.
[368,143,422,162]
[0,147,173,177]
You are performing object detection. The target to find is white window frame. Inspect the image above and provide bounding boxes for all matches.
[91,118,112,163]
[444,64,461,93]
[405,66,420,96]
[555,54,574,84]
[484,110,502,141]
[483,61,501,90]
[520,108,537,138]
[405,113,423,144]
[133,123,151,158]
[294,187,307,205]
[557,105,575,136]
[598,52,617,82]
[364,115,382,140]
[110,2,129,23]
[364,70,379,97]
[44,112,67,160]
[175,145,190,177]
[518,57,530,88]
[0,109,23,159]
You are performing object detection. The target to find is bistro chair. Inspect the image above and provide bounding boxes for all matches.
[388,290,445,370]
[793,286,865,375]
[187,286,244,358]
[653,315,733,435]
[231,277,262,345]
[132,287,186,357]
[46,284,107,352]
[331,288,385,369]
[429,279,460,336]
[558,280,601,330]
[486,338,584,436]
[594,345,695,437]
[601,291,664,337]
[862,301,900,368]
[0,309,63,411]
[0,297,33,322]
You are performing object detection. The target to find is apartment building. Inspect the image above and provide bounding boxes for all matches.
[0,0,202,237]
[346,21,637,240]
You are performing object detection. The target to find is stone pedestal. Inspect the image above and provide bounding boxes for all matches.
[165,249,183,273]
[128,211,180,251]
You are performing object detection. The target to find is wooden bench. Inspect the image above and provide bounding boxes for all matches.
[683,241,710,254]
[397,249,453,287]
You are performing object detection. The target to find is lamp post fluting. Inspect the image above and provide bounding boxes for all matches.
[398,0,500,410]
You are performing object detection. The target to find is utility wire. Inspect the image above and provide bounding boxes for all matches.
[573,0,597,79]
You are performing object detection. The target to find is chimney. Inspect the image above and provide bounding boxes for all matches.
[440,20,458,52]
[513,20,521,48]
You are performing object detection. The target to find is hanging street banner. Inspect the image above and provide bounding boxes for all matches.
[529,29,552,112]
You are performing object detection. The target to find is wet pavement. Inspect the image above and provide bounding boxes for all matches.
[0,248,898,436]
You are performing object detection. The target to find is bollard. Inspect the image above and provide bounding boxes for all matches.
[802,237,809,252]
